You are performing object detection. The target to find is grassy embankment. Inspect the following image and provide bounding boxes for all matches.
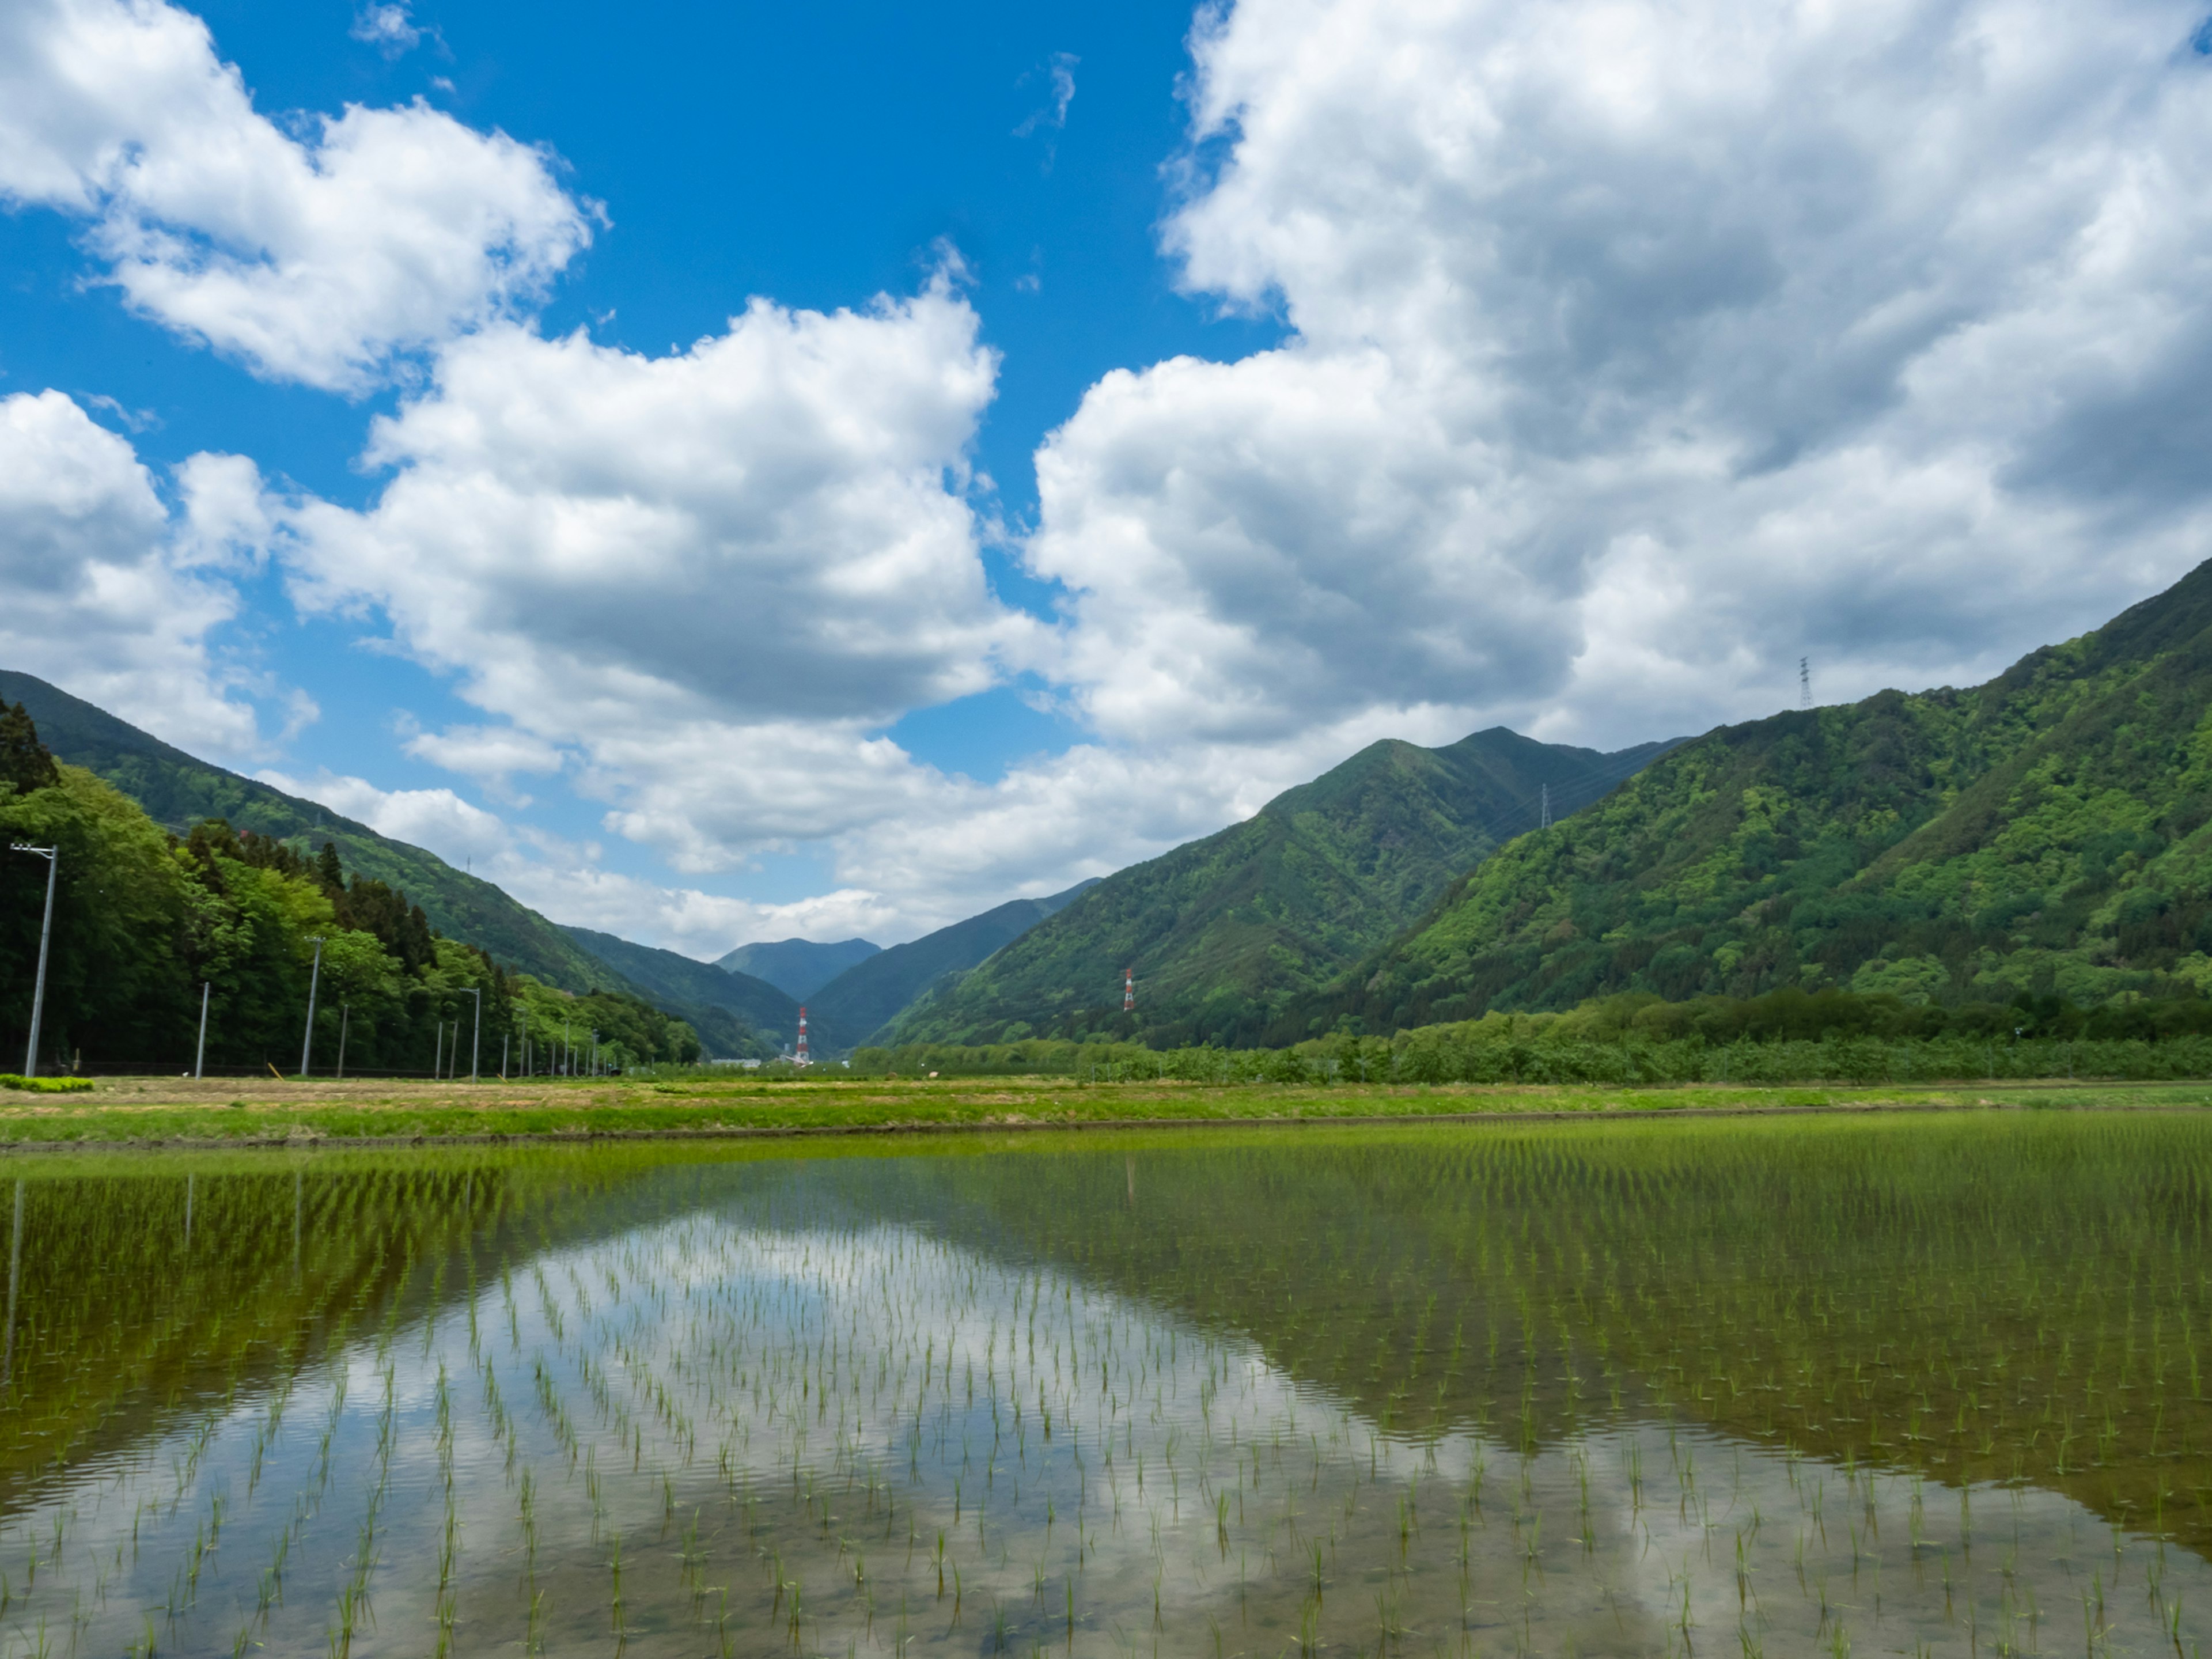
[0,1071,2206,1147]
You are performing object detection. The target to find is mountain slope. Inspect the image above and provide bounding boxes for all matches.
[715,937,880,1000]
[885,729,1676,1048]
[558,928,797,1058]
[1326,560,2212,1031]
[1,670,623,995]
[810,880,1100,1047]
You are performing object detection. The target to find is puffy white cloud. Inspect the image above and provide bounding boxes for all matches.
[278,275,1044,877]
[0,0,589,390]
[516,867,906,964]
[259,768,513,869]
[397,722,564,795]
[0,390,264,752]
[1028,0,2212,751]
[257,762,910,956]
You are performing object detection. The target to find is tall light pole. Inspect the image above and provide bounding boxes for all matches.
[9,845,56,1079]
[194,981,210,1080]
[466,987,482,1082]
[298,936,325,1078]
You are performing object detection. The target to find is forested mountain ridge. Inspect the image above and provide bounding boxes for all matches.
[560,927,796,1059]
[1319,559,2212,1033]
[715,937,880,1001]
[0,671,628,998]
[806,879,1099,1047]
[884,728,1677,1049]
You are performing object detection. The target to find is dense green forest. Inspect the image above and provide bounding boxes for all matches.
[885,728,1676,1050]
[1278,559,2212,1041]
[0,669,639,997]
[1,704,696,1074]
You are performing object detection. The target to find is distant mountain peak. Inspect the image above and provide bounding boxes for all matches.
[716,937,881,1001]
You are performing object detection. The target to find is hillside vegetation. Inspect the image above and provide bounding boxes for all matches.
[886,728,1674,1049]
[715,937,878,999]
[807,880,1097,1046]
[562,926,794,1059]
[1319,559,2212,1035]
[0,719,694,1073]
[0,671,628,997]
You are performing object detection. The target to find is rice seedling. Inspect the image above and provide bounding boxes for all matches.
[0,1118,2197,1652]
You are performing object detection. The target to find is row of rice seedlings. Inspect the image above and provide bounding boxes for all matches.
[0,1123,2205,1653]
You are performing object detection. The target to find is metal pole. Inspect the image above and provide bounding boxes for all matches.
[468,988,482,1082]
[10,846,57,1078]
[336,1003,349,1080]
[194,981,210,1080]
[434,1021,443,1080]
[500,1033,508,1080]
[298,935,325,1077]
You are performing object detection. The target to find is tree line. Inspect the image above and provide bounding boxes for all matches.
[1,702,696,1074]
[847,983,2212,1083]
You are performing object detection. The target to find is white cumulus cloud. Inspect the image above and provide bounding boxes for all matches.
[1028,0,2212,752]
[0,0,591,391]
[276,274,1044,880]
[0,391,266,753]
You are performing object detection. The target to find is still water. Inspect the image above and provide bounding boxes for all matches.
[0,1112,2206,1656]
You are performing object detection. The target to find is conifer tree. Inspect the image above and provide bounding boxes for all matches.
[0,701,59,796]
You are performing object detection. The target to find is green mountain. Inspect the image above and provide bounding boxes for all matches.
[2,669,624,998]
[559,927,795,1059]
[715,937,880,1000]
[884,728,1676,1049]
[1324,560,2212,1033]
[810,880,1099,1047]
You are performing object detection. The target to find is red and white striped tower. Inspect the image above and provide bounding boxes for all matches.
[1123,968,1134,1013]
[796,1006,810,1066]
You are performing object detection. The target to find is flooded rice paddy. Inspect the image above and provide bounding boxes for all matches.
[0,1111,2206,1656]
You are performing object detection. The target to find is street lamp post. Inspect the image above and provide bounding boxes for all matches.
[466,987,482,1082]
[7,846,56,1078]
[298,936,325,1078]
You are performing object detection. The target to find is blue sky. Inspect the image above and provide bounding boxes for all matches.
[3,0,2210,954]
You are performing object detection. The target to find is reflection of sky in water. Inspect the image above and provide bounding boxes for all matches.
[0,1207,2207,1657]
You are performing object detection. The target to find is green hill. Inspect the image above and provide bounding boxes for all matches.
[1,670,627,998]
[808,880,1099,1047]
[1322,559,2212,1033]
[884,728,1676,1049]
[559,927,794,1059]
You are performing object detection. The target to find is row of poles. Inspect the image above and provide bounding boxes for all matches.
[11,848,609,1081]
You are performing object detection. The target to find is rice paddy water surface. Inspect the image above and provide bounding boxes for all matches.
[0,1110,2205,1656]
